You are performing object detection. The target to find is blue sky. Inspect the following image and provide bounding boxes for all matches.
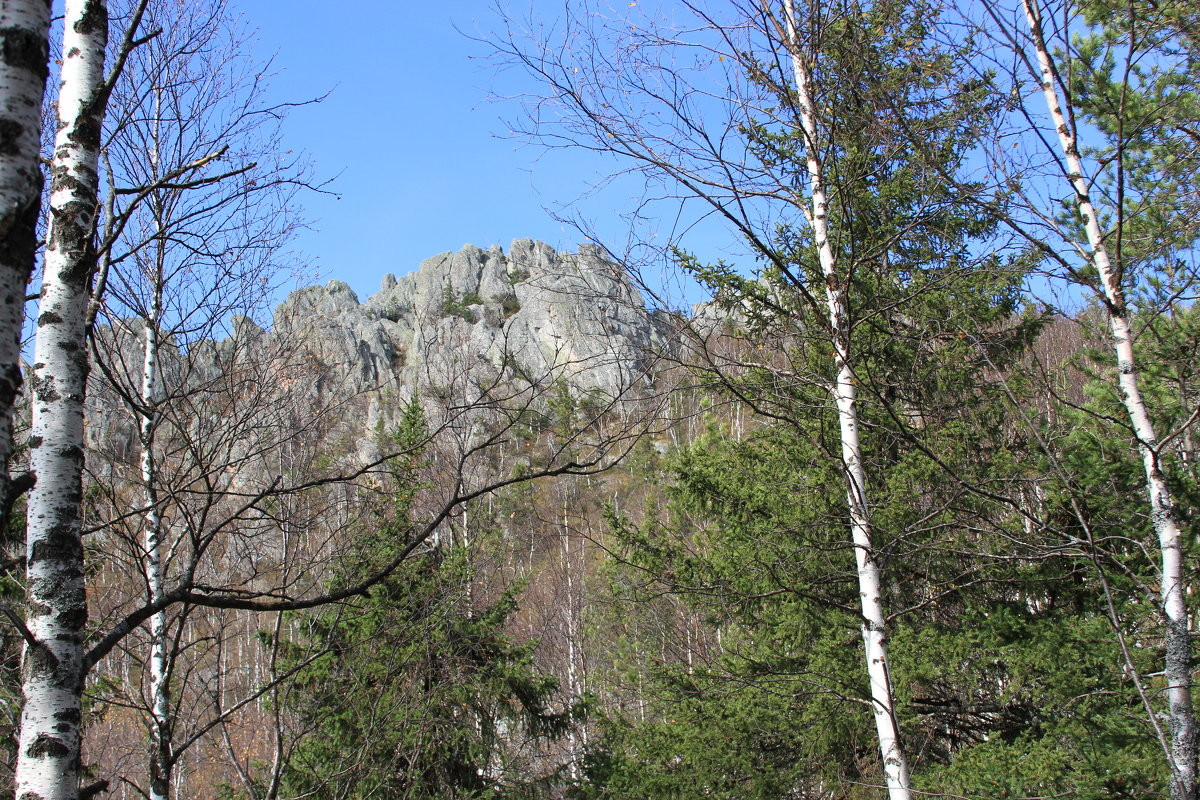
[235,0,699,305]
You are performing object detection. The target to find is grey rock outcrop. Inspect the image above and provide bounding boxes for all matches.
[83,240,668,468]
[273,238,662,403]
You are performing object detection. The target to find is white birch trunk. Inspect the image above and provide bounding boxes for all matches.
[141,84,172,800]
[784,4,912,797]
[17,2,107,799]
[1021,3,1195,796]
[140,311,171,800]
[0,0,51,520]
[561,503,582,781]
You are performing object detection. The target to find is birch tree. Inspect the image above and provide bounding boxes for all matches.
[495,1,1033,794]
[1021,14,1196,798]
[0,0,51,529]
[778,1,911,792]
[10,1,300,795]
[19,1,121,796]
[972,2,1200,795]
[78,251,654,795]
[6,0,661,793]
[83,2,304,793]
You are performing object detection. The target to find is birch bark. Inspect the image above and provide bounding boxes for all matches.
[1020,3,1195,797]
[0,0,51,522]
[139,305,170,800]
[16,1,107,798]
[784,3,912,797]
[138,79,172,800]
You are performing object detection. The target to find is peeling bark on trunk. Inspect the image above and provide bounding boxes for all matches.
[1021,2,1196,798]
[16,2,108,799]
[0,0,52,526]
[784,3,912,797]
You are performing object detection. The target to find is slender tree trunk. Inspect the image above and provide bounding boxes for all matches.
[140,80,173,800]
[0,0,51,525]
[139,312,171,800]
[1021,3,1196,797]
[784,3,912,797]
[17,1,108,798]
[561,505,582,781]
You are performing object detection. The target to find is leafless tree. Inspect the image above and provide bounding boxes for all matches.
[6,3,662,799]
[80,1,313,793]
[18,2,152,797]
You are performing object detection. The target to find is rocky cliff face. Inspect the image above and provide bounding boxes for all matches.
[209,239,667,451]
[84,240,667,469]
[272,239,659,389]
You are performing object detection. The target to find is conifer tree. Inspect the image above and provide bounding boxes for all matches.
[990,1,1200,794]
[279,403,576,799]
[498,0,1036,795]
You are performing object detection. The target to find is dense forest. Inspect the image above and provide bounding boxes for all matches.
[0,0,1197,799]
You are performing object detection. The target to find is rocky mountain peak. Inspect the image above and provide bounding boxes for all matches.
[269,239,662,410]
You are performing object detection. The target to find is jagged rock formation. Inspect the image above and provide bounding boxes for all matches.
[83,237,672,472]
[269,239,663,421]
[85,240,667,470]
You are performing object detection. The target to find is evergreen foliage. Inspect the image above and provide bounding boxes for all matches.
[280,549,573,800]
[278,403,576,799]
[582,408,1170,797]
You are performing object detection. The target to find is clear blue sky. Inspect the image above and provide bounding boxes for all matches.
[235,0,706,305]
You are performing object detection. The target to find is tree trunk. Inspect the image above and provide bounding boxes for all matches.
[140,78,173,800]
[16,2,107,799]
[784,3,912,796]
[1021,2,1196,797]
[139,312,171,800]
[0,0,52,525]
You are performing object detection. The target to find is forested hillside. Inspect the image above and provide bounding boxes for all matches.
[0,0,1197,799]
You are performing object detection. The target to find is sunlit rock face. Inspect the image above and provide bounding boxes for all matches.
[82,240,670,469]
[275,238,663,401]
[269,240,668,461]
